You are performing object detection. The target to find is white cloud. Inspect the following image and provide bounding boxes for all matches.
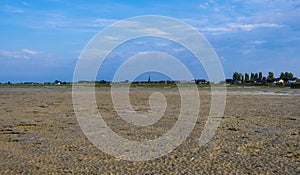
[2,5,25,13]
[103,36,120,41]
[143,28,168,35]
[22,49,42,55]
[229,23,283,31]
[249,40,267,45]
[113,19,169,35]
[22,1,30,7]
[91,18,118,27]
[201,22,283,34]
[114,21,141,28]
[202,27,232,32]
[0,49,42,59]
[0,50,23,58]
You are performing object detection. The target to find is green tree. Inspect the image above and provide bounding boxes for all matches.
[233,72,240,81]
[280,72,294,82]
[54,80,61,84]
[245,73,250,82]
[267,72,275,82]
[241,74,245,83]
[250,73,255,81]
[237,73,244,83]
[254,73,259,79]
[286,72,293,80]
[280,72,285,80]
[259,72,263,79]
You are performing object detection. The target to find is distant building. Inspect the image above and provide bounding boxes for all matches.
[288,78,298,84]
[195,79,209,85]
[274,79,284,84]
[225,79,233,84]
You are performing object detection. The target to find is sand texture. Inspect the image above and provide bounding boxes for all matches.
[0,87,299,174]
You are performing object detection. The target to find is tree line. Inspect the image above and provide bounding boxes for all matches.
[230,71,296,84]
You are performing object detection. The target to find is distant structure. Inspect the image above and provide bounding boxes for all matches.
[148,75,151,83]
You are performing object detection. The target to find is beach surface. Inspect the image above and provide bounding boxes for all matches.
[0,86,299,174]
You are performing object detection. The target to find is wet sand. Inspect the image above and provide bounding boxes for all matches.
[0,86,299,174]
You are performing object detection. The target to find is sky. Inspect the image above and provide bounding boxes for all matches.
[0,0,299,83]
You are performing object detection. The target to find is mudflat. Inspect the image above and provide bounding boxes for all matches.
[0,86,299,174]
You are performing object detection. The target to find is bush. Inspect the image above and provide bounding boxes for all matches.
[290,83,300,89]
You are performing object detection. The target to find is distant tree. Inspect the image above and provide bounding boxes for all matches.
[225,79,233,84]
[250,73,255,81]
[259,72,263,79]
[233,72,240,81]
[98,80,107,84]
[280,72,285,80]
[245,73,250,82]
[237,73,244,83]
[280,72,294,82]
[267,72,275,82]
[54,80,61,84]
[286,72,294,80]
[241,74,245,83]
[262,77,267,83]
[254,73,259,80]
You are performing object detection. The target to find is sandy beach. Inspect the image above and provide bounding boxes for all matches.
[0,86,299,174]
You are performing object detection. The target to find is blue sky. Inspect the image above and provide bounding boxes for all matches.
[0,0,299,82]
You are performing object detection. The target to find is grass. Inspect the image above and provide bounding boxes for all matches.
[0,83,291,89]
[226,84,287,89]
